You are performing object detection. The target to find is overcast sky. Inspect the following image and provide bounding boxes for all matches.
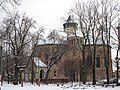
[18,0,77,32]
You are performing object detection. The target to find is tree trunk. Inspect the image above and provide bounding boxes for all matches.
[13,64,19,85]
[106,45,110,84]
[31,59,34,84]
[44,67,51,84]
[6,57,9,84]
[82,50,86,84]
[92,45,96,85]
[116,60,119,86]
[79,60,83,82]
[106,66,109,84]
[19,71,22,84]
[7,73,10,84]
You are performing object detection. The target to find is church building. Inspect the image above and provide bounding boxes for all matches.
[31,15,113,83]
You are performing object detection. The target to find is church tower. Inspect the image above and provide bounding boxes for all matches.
[63,15,83,45]
[63,15,78,38]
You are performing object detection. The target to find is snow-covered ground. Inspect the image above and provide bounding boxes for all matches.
[1,82,120,90]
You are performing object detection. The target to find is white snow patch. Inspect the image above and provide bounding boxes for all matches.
[34,57,47,67]
[1,82,120,90]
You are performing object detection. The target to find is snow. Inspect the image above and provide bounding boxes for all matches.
[1,82,120,90]
[34,57,47,67]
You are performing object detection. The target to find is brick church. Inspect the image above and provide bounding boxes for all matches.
[25,16,113,83]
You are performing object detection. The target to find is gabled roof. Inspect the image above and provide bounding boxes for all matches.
[34,57,47,68]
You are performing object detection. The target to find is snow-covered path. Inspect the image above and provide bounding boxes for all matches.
[1,83,120,90]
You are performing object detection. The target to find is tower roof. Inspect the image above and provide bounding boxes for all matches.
[66,15,74,23]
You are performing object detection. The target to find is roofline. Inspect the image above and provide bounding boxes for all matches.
[85,44,111,48]
[36,43,111,47]
[35,43,68,47]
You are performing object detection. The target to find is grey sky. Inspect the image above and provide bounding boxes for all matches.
[18,0,77,31]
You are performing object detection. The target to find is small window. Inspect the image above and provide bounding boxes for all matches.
[54,70,57,77]
[72,39,75,44]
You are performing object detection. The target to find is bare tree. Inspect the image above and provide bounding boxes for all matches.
[47,30,64,44]
[30,27,45,84]
[115,46,120,86]
[71,0,101,84]
[1,12,37,85]
[0,0,21,12]
[71,0,120,85]
[112,19,120,85]
[97,0,120,84]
